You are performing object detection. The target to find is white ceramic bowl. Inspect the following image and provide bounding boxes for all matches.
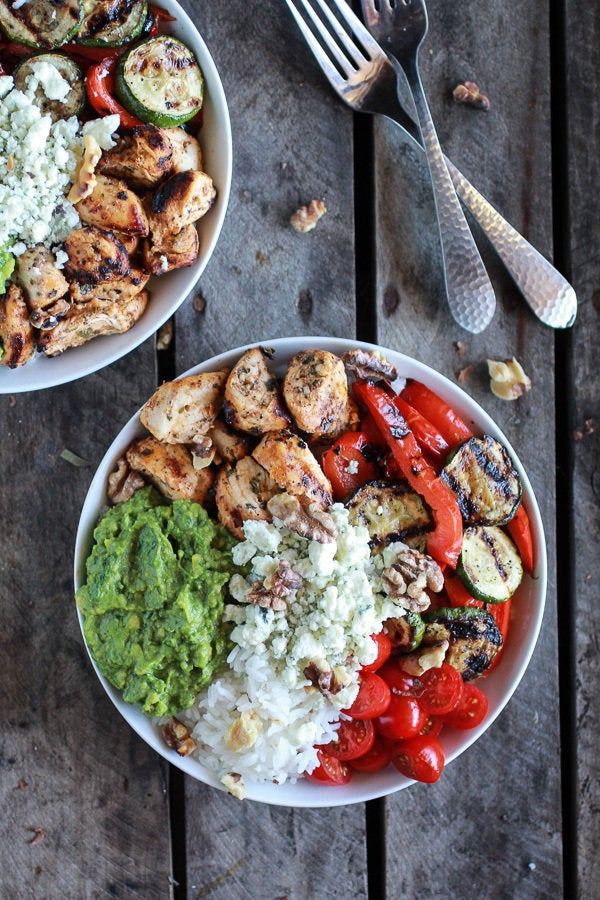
[0,0,232,394]
[74,337,547,807]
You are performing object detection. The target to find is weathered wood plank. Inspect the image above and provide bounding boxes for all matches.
[175,2,366,896]
[0,346,174,898]
[564,0,600,893]
[372,0,563,895]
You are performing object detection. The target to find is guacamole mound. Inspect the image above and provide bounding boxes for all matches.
[76,487,237,718]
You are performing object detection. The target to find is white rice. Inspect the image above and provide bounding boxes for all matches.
[181,505,401,790]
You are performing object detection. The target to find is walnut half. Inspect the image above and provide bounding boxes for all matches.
[244,559,303,611]
[381,547,444,612]
[290,199,327,233]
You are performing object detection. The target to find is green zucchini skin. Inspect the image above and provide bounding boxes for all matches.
[345,479,433,549]
[441,434,522,527]
[458,525,523,603]
[115,35,204,127]
[75,0,148,47]
[422,607,503,680]
[0,0,83,49]
[13,53,85,121]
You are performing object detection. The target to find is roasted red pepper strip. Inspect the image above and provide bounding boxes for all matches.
[484,599,511,675]
[85,56,144,129]
[400,381,473,446]
[444,574,484,608]
[149,3,176,21]
[390,395,449,463]
[63,42,126,62]
[506,504,534,575]
[353,380,463,568]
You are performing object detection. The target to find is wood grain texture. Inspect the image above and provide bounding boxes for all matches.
[0,347,174,899]
[373,0,563,895]
[565,0,600,894]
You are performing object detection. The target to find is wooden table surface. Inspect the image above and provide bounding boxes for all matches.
[1,1,598,897]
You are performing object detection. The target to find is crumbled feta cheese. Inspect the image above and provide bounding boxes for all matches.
[345,459,359,475]
[25,61,71,102]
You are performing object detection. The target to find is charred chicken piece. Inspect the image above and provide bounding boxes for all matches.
[148,170,216,239]
[253,429,332,510]
[165,127,203,173]
[224,347,290,435]
[140,369,228,444]
[342,348,399,382]
[15,245,69,325]
[98,123,174,189]
[76,174,149,237]
[142,223,199,275]
[126,436,214,504]
[283,349,350,439]
[216,456,279,539]
[63,226,130,285]
[38,291,148,356]
[210,418,248,465]
[69,267,150,308]
[0,284,36,367]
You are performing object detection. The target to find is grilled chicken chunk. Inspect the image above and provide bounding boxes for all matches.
[114,232,140,256]
[15,245,69,322]
[210,418,248,464]
[283,349,350,439]
[148,170,216,239]
[126,436,214,504]
[142,223,199,275]
[69,267,149,307]
[140,369,229,444]
[216,456,280,539]
[0,284,36,367]
[224,348,290,435]
[76,174,149,236]
[38,290,148,356]
[63,226,130,285]
[166,127,203,173]
[253,429,332,509]
[98,123,174,189]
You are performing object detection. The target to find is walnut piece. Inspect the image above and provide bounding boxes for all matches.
[225,710,262,752]
[290,199,327,233]
[381,547,444,612]
[107,456,146,504]
[487,357,532,400]
[304,660,350,698]
[267,492,338,544]
[452,81,490,110]
[162,717,197,756]
[245,559,303,611]
[342,348,399,383]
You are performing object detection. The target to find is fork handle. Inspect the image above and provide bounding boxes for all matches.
[401,59,496,333]
[443,158,577,328]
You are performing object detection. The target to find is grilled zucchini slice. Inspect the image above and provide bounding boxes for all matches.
[441,434,522,526]
[0,0,83,49]
[115,35,204,127]
[458,525,523,603]
[76,0,148,47]
[13,53,85,121]
[422,607,503,680]
[345,479,433,548]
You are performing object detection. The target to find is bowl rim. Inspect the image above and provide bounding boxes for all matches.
[0,0,232,395]
[74,336,548,808]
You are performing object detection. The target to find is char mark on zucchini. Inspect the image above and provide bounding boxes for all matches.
[441,434,522,526]
[345,480,433,548]
[0,0,83,49]
[422,607,503,680]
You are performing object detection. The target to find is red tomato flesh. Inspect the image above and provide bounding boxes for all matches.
[419,713,444,738]
[443,683,489,730]
[392,735,445,784]
[321,431,379,501]
[323,718,375,761]
[350,734,392,773]
[361,632,392,673]
[345,672,391,720]
[375,693,427,741]
[418,662,464,716]
[305,749,353,785]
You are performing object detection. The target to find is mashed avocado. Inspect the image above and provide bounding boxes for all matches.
[0,245,14,296]
[76,487,237,717]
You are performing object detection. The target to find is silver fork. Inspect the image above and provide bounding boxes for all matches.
[283,0,577,329]
[360,0,495,333]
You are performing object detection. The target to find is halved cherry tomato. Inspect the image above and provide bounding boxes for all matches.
[444,574,484,609]
[443,683,489,730]
[391,735,445,784]
[361,632,392,673]
[418,713,443,738]
[321,431,379,501]
[400,381,473,447]
[360,412,387,451]
[350,734,392,773]
[375,693,427,741]
[484,599,511,675]
[506,504,534,575]
[378,660,419,695]
[390,395,449,463]
[353,380,463,568]
[86,57,144,128]
[323,718,375,761]
[304,749,353,785]
[345,672,391,720]
[149,2,176,21]
[417,662,464,716]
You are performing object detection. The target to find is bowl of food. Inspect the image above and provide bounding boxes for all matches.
[74,337,547,807]
[0,0,231,393]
